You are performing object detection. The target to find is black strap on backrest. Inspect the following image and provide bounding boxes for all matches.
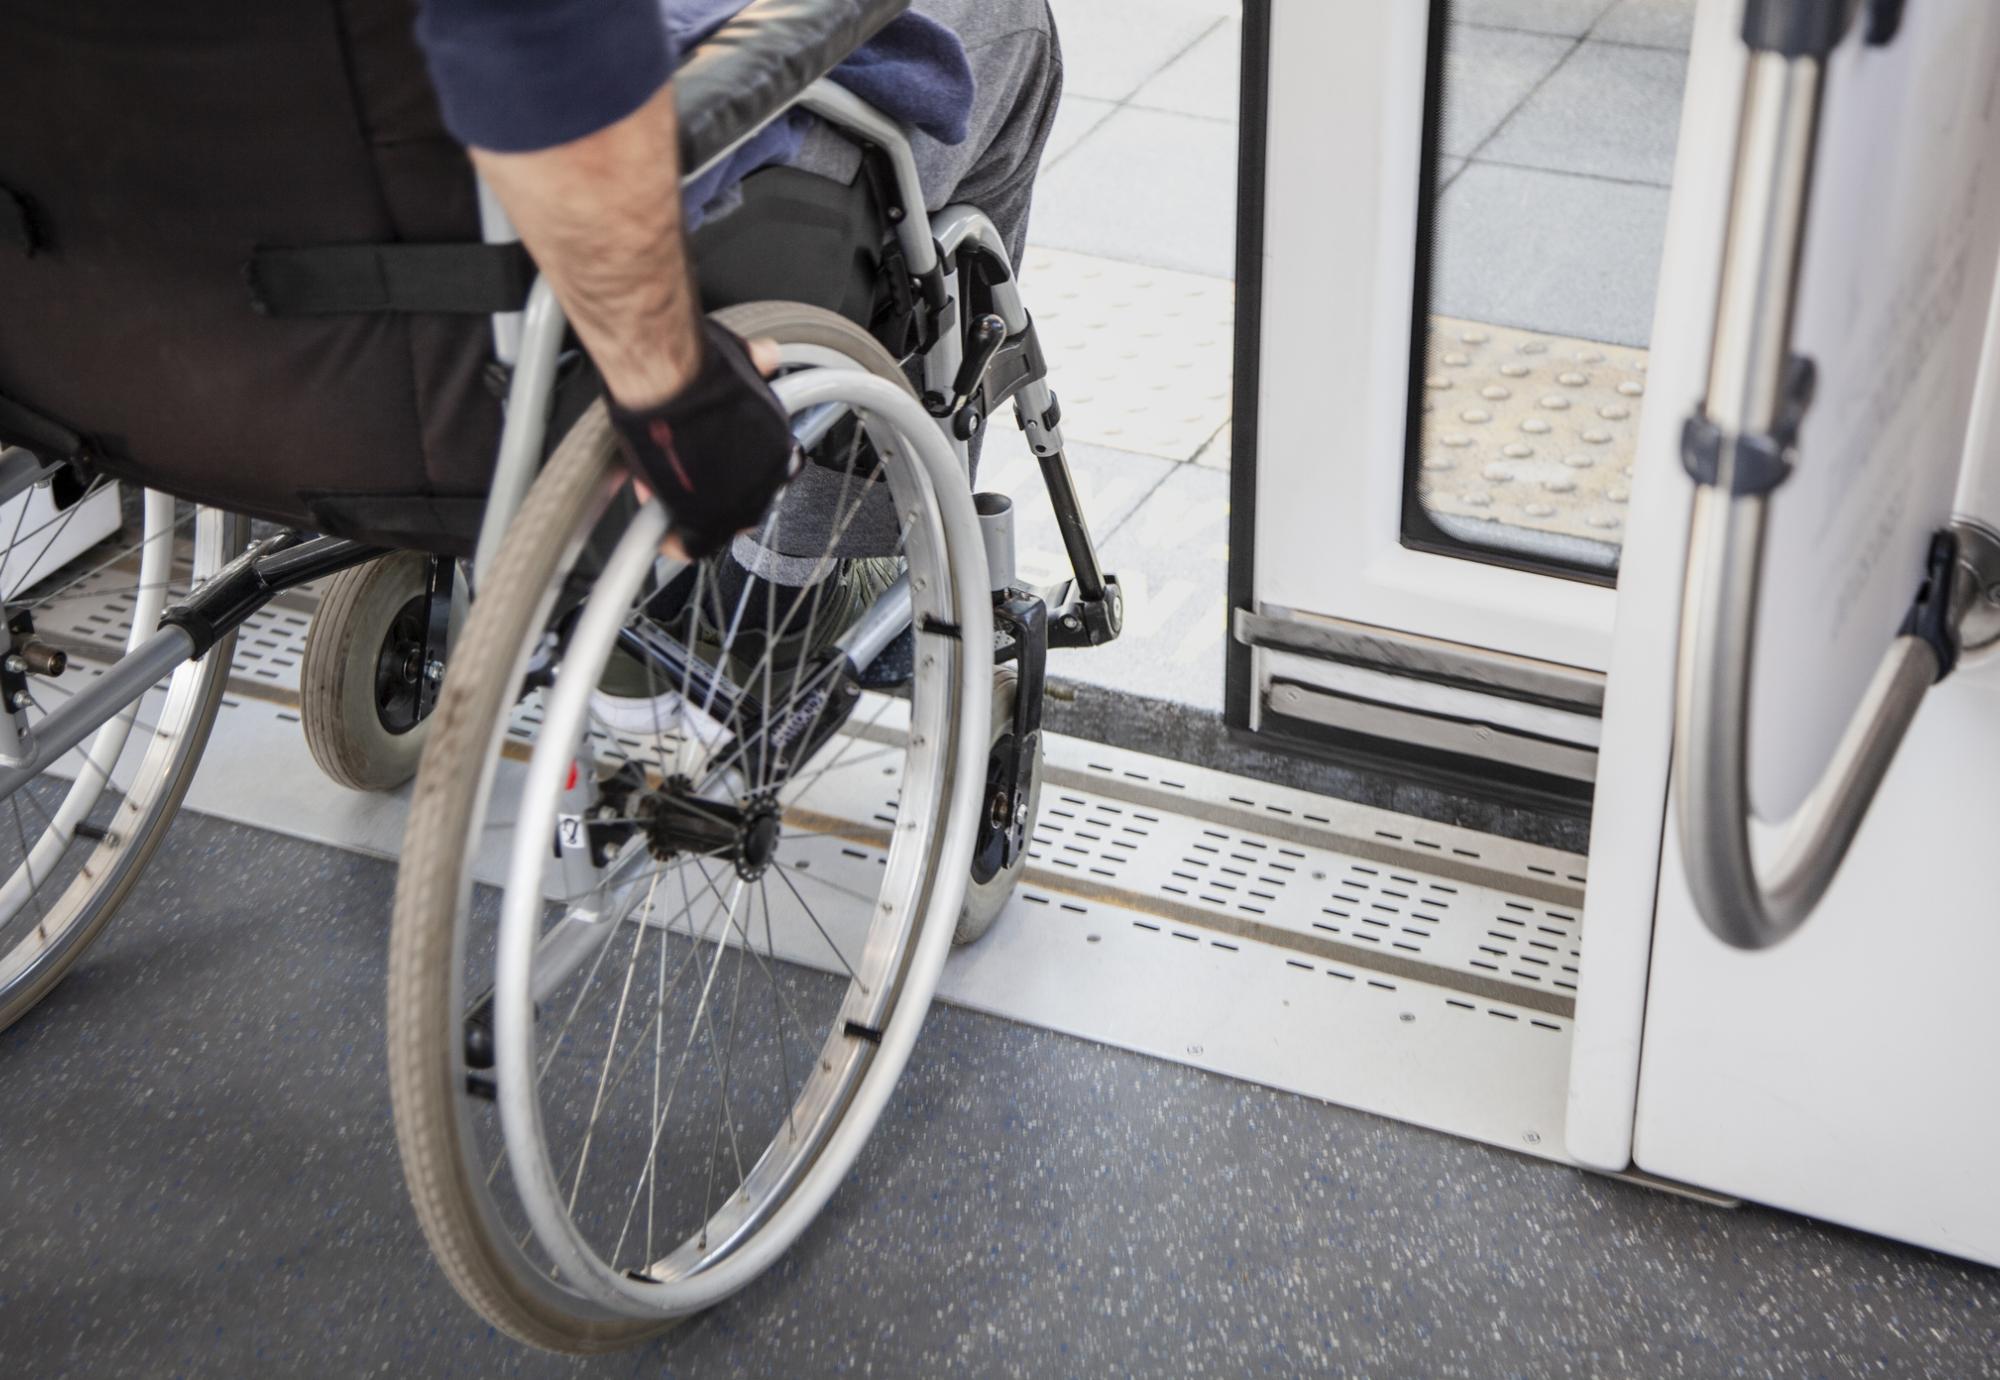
[244,241,534,316]
[0,391,84,460]
[0,186,37,256]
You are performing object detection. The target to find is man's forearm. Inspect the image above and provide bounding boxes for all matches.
[472,82,702,410]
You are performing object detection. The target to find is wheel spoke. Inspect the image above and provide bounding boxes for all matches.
[539,874,733,1206]
[777,699,903,810]
[564,867,663,1213]
[691,654,849,791]
[606,876,747,1262]
[759,878,798,1141]
[768,858,866,990]
[683,858,825,1054]
[20,499,195,617]
[537,870,667,1082]
[698,884,754,1243]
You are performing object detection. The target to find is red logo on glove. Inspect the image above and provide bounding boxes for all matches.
[648,418,694,491]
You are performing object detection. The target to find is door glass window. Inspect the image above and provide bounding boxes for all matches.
[1407,0,1695,579]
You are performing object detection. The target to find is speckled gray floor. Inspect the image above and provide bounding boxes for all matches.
[4,810,1998,1379]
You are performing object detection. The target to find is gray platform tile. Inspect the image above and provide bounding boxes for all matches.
[1050,461,1228,710]
[1047,0,1233,103]
[1014,246,1236,460]
[1030,105,1239,279]
[1455,0,1619,37]
[1433,161,1670,347]
[1591,0,1697,49]
[977,429,1180,587]
[1128,17,1243,125]
[1480,39,1688,186]
[1191,420,1231,471]
[1045,93,1120,165]
[1441,24,1576,159]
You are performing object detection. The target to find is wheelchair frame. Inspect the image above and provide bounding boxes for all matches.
[0,79,1119,788]
[0,76,1124,1068]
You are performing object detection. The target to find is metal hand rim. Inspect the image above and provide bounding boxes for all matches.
[492,365,993,1317]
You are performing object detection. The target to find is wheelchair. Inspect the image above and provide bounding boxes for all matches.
[0,0,1118,1352]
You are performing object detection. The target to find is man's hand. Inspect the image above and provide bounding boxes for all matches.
[624,336,783,560]
[612,323,797,559]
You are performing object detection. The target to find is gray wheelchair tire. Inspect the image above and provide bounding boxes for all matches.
[300,551,434,793]
[954,665,1042,946]
[389,301,990,1351]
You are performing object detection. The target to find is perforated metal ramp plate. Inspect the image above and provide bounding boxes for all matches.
[36,573,1588,1166]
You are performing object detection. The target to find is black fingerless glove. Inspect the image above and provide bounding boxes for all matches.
[609,319,798,558]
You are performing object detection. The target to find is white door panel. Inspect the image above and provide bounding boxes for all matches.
[1251,0,1615,671]
[1603,0,2000,1262]
[1566,0,1754,1173]
[1636,669,2000,1266]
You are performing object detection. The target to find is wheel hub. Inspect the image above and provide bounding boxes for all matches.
[971,731,1023,886]
[374,594,431,734]
[736,805,782,881]
[603,771,783,879]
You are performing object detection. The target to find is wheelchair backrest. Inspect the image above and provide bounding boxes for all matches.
[0,0,506,553]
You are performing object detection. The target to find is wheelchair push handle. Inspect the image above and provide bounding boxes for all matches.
[674,0,913,179]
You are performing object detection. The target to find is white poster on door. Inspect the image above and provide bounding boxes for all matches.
[1748,0,2000,820]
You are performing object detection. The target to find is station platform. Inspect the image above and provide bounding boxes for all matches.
[6,2,2000,1375]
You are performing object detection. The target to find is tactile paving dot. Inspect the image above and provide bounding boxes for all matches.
[1416,316,1648,551]
[1019,246,1234,461]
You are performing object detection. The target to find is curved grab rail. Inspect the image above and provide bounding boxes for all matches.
[1670,10,1989,950]
[1673,491,1948,949]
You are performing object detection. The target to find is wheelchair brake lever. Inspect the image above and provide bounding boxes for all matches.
[925,313,1009,421]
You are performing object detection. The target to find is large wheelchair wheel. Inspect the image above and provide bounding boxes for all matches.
[388,303,992,1351]
[0,494,247,1030]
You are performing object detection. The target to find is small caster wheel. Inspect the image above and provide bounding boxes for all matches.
[300,551,441,792]
[955,665,1044,945]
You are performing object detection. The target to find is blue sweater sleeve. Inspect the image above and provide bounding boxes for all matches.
[415,0,676,154]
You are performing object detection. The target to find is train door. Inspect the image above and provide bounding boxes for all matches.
[1231,0,1694,798]
[1239,0,2000,1263]
[1594,0,2000,1263]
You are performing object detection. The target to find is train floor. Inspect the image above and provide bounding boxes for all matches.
[4,807,1997,1379]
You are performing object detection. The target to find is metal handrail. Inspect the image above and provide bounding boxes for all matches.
[1670,7,1978,950]
[1674,490,1945,948]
